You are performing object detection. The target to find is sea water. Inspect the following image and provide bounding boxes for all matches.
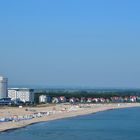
[0,107,140,140]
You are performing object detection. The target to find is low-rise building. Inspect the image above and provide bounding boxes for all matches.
[39,95,47,103]
[0,98,12,105]
[52,97,60,104]
[8,88,34,103]
[59,96,66,103]
[39,95,51,103]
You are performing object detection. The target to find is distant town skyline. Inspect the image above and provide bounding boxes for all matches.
[0,0,140,88]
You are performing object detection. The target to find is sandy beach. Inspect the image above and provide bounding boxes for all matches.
[0,103,140,132]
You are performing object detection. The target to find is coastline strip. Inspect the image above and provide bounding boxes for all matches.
[0,103,140,133]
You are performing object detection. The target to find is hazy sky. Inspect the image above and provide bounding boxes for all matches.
[0,0,140,88]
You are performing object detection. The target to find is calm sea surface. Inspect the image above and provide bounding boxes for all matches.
[1,107,140,140]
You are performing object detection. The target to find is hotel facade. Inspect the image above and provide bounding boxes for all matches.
[8,88,34,103]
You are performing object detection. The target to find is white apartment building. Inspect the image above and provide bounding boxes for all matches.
[39,95,47,103]
[8,88,34,103]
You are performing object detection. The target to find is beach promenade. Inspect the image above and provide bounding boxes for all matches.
[0,103,140,132]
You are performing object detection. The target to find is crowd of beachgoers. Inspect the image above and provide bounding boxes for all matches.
[0,111,53,123]
[0,104,80,123]
[0,103,140,132]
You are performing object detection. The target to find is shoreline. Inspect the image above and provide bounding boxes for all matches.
[0,103,140,133]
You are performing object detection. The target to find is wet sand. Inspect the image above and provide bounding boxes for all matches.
[0,103,140,132]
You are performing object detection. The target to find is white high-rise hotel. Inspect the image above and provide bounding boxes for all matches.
[8,88,35,103]
[0,76,8,99]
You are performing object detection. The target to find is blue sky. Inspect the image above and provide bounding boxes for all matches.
[0,0,140,88]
